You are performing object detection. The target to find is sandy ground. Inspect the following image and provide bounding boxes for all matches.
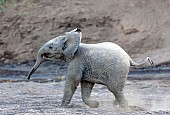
[0,80,169,114]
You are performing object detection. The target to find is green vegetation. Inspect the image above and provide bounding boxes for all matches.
[0,0,8,13]
[0,0,35,14]
[0,0,6,11]
[0,0,16,13]
[0,0,6,4]
[0,0,16,5]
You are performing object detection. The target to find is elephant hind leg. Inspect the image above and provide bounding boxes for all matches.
[107,82,129,111]
[113,90,129,111]
[81,81,99,108]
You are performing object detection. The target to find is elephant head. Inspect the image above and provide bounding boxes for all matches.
[27,28,82,80]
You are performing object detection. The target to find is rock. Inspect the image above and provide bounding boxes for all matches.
[4,59,11,63]
[122,27,139,35]
[25,40,32,45]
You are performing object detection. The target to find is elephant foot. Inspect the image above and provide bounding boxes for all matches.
[83,99,99,108]
[113,99,130,112]
[118,106,130,112]
[89,100,99,108]
[118,102,130,112]
[113,99,119,106]
[61,104,68,108]
[61,101,70,108]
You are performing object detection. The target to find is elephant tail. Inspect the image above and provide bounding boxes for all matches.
[130,57,154,67]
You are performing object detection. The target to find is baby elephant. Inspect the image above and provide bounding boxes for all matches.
[27,28,154,111]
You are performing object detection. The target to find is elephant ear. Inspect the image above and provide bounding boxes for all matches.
[62,28,82,62]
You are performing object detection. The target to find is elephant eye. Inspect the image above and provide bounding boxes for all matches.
[49,46,52,49]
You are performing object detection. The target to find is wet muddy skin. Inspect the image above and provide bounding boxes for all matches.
[0,61,170,114]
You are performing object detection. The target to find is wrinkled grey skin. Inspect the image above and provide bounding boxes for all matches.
[27,28,81,80]
[27,28,154,111]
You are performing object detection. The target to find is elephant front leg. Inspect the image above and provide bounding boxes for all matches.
[61,78,80,107]
[81,81,99,108]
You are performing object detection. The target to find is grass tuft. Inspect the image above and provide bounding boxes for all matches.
[0,0,7,5]
[0,0,16,13]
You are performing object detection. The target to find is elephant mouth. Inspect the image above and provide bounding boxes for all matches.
[43,53,53,58]
[43,53,63,60]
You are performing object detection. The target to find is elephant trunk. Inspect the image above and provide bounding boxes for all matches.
[27,49,43,80]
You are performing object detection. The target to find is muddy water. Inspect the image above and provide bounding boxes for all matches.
[0,61,170,114]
